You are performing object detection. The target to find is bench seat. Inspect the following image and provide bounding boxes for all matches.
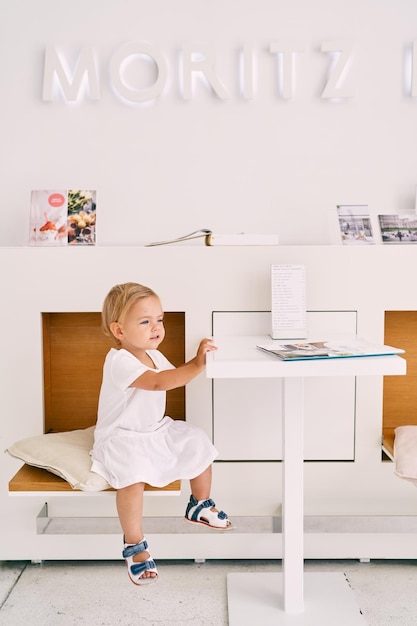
[9,464,180,493]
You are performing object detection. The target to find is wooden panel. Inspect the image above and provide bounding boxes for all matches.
[9,312,186,494]
[43,312,185,433]
[382,429,395,457]
[383,311,417,439]
[9,464,180,492]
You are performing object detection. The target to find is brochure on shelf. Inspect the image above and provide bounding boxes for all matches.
[29,189,96,246]
[256,339,405,361]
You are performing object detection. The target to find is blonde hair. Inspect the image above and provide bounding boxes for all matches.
[102,282,158,345]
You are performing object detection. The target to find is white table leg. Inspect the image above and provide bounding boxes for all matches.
[227,375,366,625]
[282,376,304,613]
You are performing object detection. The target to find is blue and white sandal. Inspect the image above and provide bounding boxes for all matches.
[185,495,233,530]
[122,537,158,585]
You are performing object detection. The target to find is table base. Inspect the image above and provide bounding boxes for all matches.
[227,572,366,625]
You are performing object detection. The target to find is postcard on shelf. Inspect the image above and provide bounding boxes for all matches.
[29,189,96,246]
[378,214,417,244]
[256,339,405,361]
[336,205,374,244]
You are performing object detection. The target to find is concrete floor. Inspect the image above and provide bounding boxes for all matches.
[1,558,417,625]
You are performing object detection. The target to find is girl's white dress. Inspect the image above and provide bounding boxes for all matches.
[91,348,218,489]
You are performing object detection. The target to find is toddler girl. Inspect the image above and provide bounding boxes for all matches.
[91,282,232,585]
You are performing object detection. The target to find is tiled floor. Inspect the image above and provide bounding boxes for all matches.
[1,558,417,625]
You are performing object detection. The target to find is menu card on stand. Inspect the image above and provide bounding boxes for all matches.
[271,264,307,340]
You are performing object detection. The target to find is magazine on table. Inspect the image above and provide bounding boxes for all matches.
[256,339,405,361]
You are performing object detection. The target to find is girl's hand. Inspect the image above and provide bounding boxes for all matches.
[132,337,217,391]
[196,337,217,365]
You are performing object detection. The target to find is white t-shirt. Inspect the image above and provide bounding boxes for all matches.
[91,347,218,489]
[94,347,175,445]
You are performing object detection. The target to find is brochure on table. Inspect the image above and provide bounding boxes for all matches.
[257,339,405,361]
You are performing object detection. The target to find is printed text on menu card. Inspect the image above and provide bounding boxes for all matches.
[271,264,307,339]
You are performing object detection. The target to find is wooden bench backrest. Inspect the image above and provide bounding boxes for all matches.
[9,311,185,493]
[42,311,185,433]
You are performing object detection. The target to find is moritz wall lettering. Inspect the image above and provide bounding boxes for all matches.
[41,40,417,104]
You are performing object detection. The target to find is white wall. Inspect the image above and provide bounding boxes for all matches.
[3,1,417,562]
[1,0,417,247]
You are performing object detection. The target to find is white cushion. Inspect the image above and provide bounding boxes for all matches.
[394,425,417,486]
[6,426,111,492]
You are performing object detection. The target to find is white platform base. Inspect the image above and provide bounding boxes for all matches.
[227,572,366,625]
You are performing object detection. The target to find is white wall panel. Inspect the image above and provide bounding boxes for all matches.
[212,311,357,460]
[0,245,416,560]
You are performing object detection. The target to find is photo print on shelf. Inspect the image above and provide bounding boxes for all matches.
[336,205,374,245]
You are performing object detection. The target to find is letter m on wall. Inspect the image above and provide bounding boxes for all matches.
[42,46,100,101]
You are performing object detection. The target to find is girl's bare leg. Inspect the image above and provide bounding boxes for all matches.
[189,465,231,527]
[190,465,212,501]
[116,482,156,580]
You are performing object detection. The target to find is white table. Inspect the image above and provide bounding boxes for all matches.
[206,335,406,626]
